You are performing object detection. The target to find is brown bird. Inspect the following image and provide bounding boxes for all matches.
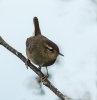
[26,17,63,78]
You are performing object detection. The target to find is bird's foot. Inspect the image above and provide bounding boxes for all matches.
[38,66,41,70]
[41,75,48,84]
[25,59,30,69]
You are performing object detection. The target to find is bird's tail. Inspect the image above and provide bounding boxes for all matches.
[33,17,41,36]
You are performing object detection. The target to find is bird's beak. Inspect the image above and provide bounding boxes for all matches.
[59,52,64,56]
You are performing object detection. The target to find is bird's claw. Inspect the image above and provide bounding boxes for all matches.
[25,59,30,69]
[41,75,48,84]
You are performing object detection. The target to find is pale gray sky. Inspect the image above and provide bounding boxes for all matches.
[0,0,97,100]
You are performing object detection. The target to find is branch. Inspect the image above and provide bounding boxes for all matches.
[0,36,71,100]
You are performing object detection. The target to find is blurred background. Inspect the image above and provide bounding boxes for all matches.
[0,0,97,100]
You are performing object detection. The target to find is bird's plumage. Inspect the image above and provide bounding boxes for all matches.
[26,17,63,75]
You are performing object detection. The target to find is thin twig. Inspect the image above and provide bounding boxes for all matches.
[0,36,71,100]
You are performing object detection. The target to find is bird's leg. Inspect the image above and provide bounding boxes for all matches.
[46,66,48,77]
[25,59,30,69]
[41,67,48,83]
[38,66,41,70]
[38,66,48,83]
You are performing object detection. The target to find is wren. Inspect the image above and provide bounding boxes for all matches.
[26,17,63,76]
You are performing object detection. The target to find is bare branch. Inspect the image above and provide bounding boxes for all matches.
[0,36,4,44]
[0,36,71,100]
